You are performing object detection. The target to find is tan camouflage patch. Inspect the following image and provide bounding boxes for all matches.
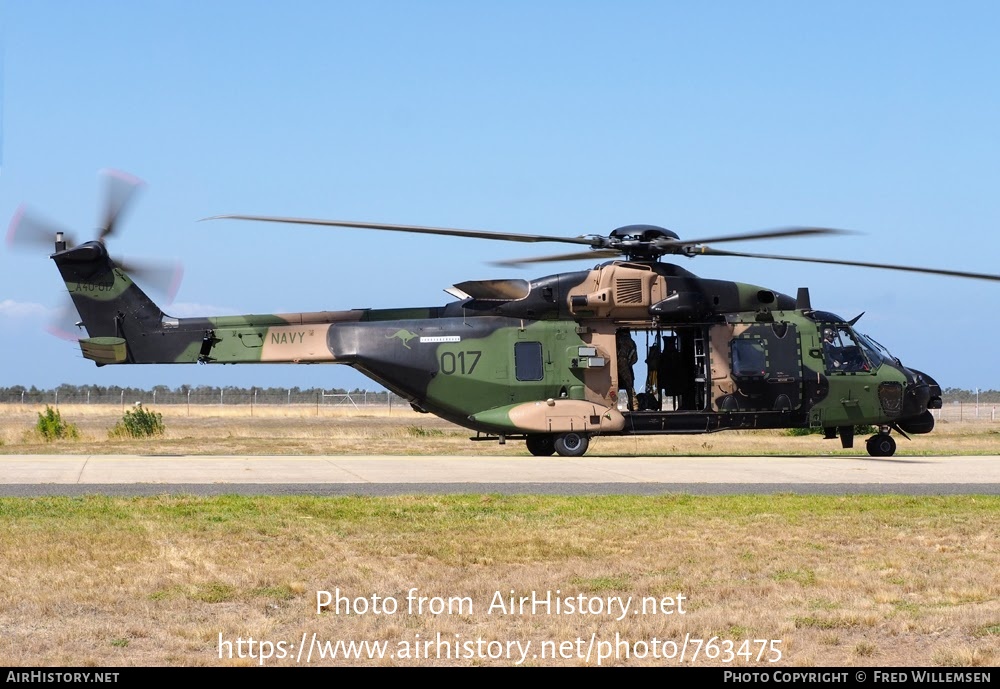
[260,324,334,362]
[565,263,664,319]
[507,399,625,433]
[579,320,615,404]
[709,322,750,409]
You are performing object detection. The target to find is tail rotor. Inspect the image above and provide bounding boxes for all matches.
[7,170,183,341]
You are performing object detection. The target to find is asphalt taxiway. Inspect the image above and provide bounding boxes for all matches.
[0,454,997,496]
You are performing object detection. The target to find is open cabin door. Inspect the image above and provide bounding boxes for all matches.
[616,326,708,412]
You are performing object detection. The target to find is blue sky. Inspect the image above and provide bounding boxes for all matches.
[1,1,998,392]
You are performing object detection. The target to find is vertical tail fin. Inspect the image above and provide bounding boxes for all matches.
[51,240,164,363]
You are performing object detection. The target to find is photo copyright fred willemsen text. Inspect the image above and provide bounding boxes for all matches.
[216,588,784,665]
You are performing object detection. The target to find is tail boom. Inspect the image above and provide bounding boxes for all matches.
[52,241,364,365]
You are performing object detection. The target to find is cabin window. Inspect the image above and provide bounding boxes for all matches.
[514,342,544,381]
[732,338,766,377]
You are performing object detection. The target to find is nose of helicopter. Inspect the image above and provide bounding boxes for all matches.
[895,368,942,434]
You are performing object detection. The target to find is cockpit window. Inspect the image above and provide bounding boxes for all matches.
[821,325,872,373]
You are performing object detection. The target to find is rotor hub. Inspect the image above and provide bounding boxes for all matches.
[608,225,681,261]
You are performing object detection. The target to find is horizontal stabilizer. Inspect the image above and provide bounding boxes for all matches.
[79,337,127,365]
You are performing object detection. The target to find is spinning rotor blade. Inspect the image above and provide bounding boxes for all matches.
[98,172,183,302]
[97,169,145,243]
[8,170,146,252]
[45,298,84,342]
[6,205,75,251]
[492,249,622,268]
[663,226,854,249]
[493,227,853,267]
[8,170,185,346]
[112,256,184,303]
[696,247,1000,282]
[207,213,991,283]
[205,215,603,247]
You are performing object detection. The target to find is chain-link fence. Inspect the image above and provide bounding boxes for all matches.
[0,387,410,410]
[1,387,997,423]
[933,403,1000,423]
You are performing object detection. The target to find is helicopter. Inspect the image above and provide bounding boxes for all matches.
[12,172,1000,457]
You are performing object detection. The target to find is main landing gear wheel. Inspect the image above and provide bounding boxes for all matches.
[553,432,590,457]
[866,434,896,457]
[526,435,555,457]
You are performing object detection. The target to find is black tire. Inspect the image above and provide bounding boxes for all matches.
[554,432,590,457]
[866,434,896,457]
[526,435,555,457]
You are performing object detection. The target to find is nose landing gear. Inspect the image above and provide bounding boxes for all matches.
[865,430,896,457]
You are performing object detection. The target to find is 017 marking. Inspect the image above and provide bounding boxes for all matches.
[440,351,482,375]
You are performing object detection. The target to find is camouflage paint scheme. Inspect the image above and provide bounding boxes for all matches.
[52,239,942,456]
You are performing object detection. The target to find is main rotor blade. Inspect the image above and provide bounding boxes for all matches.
[492,248,622,268]
[205,215,602,247]
[666,226,855,248]
[697,247,1000,282]
[98,169,145,243]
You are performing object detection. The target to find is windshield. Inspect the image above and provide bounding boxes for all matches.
[856,332,895,369]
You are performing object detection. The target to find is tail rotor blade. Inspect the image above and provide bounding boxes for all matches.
[45,298,84,342]
[113,256,184,303]
[97,169,145,243]
[6,205,76,252]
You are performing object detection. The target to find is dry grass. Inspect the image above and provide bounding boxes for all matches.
[1,404,999,456]
[0,495,996,667]
[1,405,998,667]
